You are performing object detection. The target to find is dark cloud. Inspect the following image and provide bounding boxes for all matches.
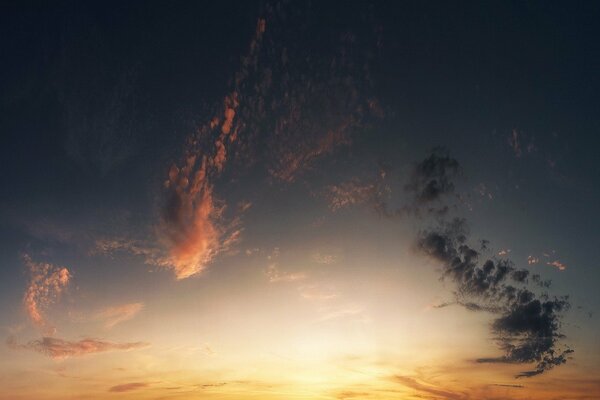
[109,382,149,393]
[417,217,572,377]
[405,147,460,205]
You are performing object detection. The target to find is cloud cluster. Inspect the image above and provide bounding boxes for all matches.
[7,336,149,360]
[22,254,71,335]
[417,218,572,377]
[325,179,389,215]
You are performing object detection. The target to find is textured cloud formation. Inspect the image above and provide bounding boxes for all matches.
[417,218,572,377]
[325,178,389,215]
[95,302,144,329]
[7,336,149,360]
[405,147,459,206]
[22,255,71,335]
[159,19,266,279]
[157,4,381,279]
[108,382,149,393]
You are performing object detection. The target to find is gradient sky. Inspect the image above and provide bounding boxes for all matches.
[1,1,599,399]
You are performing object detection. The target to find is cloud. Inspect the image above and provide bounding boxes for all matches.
[546,260,567,271]
[156,19,268,279]
[393,376,467,400]
[508,129,522,157]
[95,302,144,329]
[265,248,306,283]
[7,336,149,360]
[527,255,540,265]
[298,284,339,301]
[108,382,149,392]
[22,254,71,335]
[325,178,389,215]
[405,147,460,206]
[416,218,572,377]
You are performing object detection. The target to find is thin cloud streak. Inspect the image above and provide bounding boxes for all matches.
[7,336,149,360]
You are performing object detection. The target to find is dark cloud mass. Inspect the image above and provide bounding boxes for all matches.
[405,147,460,205]
[417,217,572,377]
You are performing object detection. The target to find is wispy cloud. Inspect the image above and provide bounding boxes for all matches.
[393,375,467,400]
[22,254,71,335]
[7,336,149,360]
[265,248,306,283]
[108,382,149,392]
[95,302,144,329]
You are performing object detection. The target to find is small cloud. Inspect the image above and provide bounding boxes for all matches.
[95,302,144,329]
[508,129,522,157]
[109,382,149,393]
[265,248,306,283]
[298,284,338,301]
[311,252,338,265]
[527,255,539,265]
[547,260,567,271]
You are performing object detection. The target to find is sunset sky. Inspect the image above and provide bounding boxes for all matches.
[1,1,599,399]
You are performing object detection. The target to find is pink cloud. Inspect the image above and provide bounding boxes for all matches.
[22,254,71,335]
[7,336,149,360]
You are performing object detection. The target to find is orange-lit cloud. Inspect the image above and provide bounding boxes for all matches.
[393,376,467,400]
[22,254,71,335]
[157,20,267,280]
[95,302,144,329]
[547,260,567,271]
[7,336,149,360]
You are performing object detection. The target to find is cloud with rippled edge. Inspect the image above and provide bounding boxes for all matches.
[416,217,572,377]
[22,254,71,335]
[157,19,267,280]
[95,302,144,329]
[7,336,149,359]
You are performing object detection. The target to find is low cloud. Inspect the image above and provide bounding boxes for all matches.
[417,218,572,377]
[108,382,149,392]
[22,254,71,335]
[393,376,467,400]
[7,336,149,360]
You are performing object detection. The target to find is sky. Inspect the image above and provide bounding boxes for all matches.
[1,1,599,399]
